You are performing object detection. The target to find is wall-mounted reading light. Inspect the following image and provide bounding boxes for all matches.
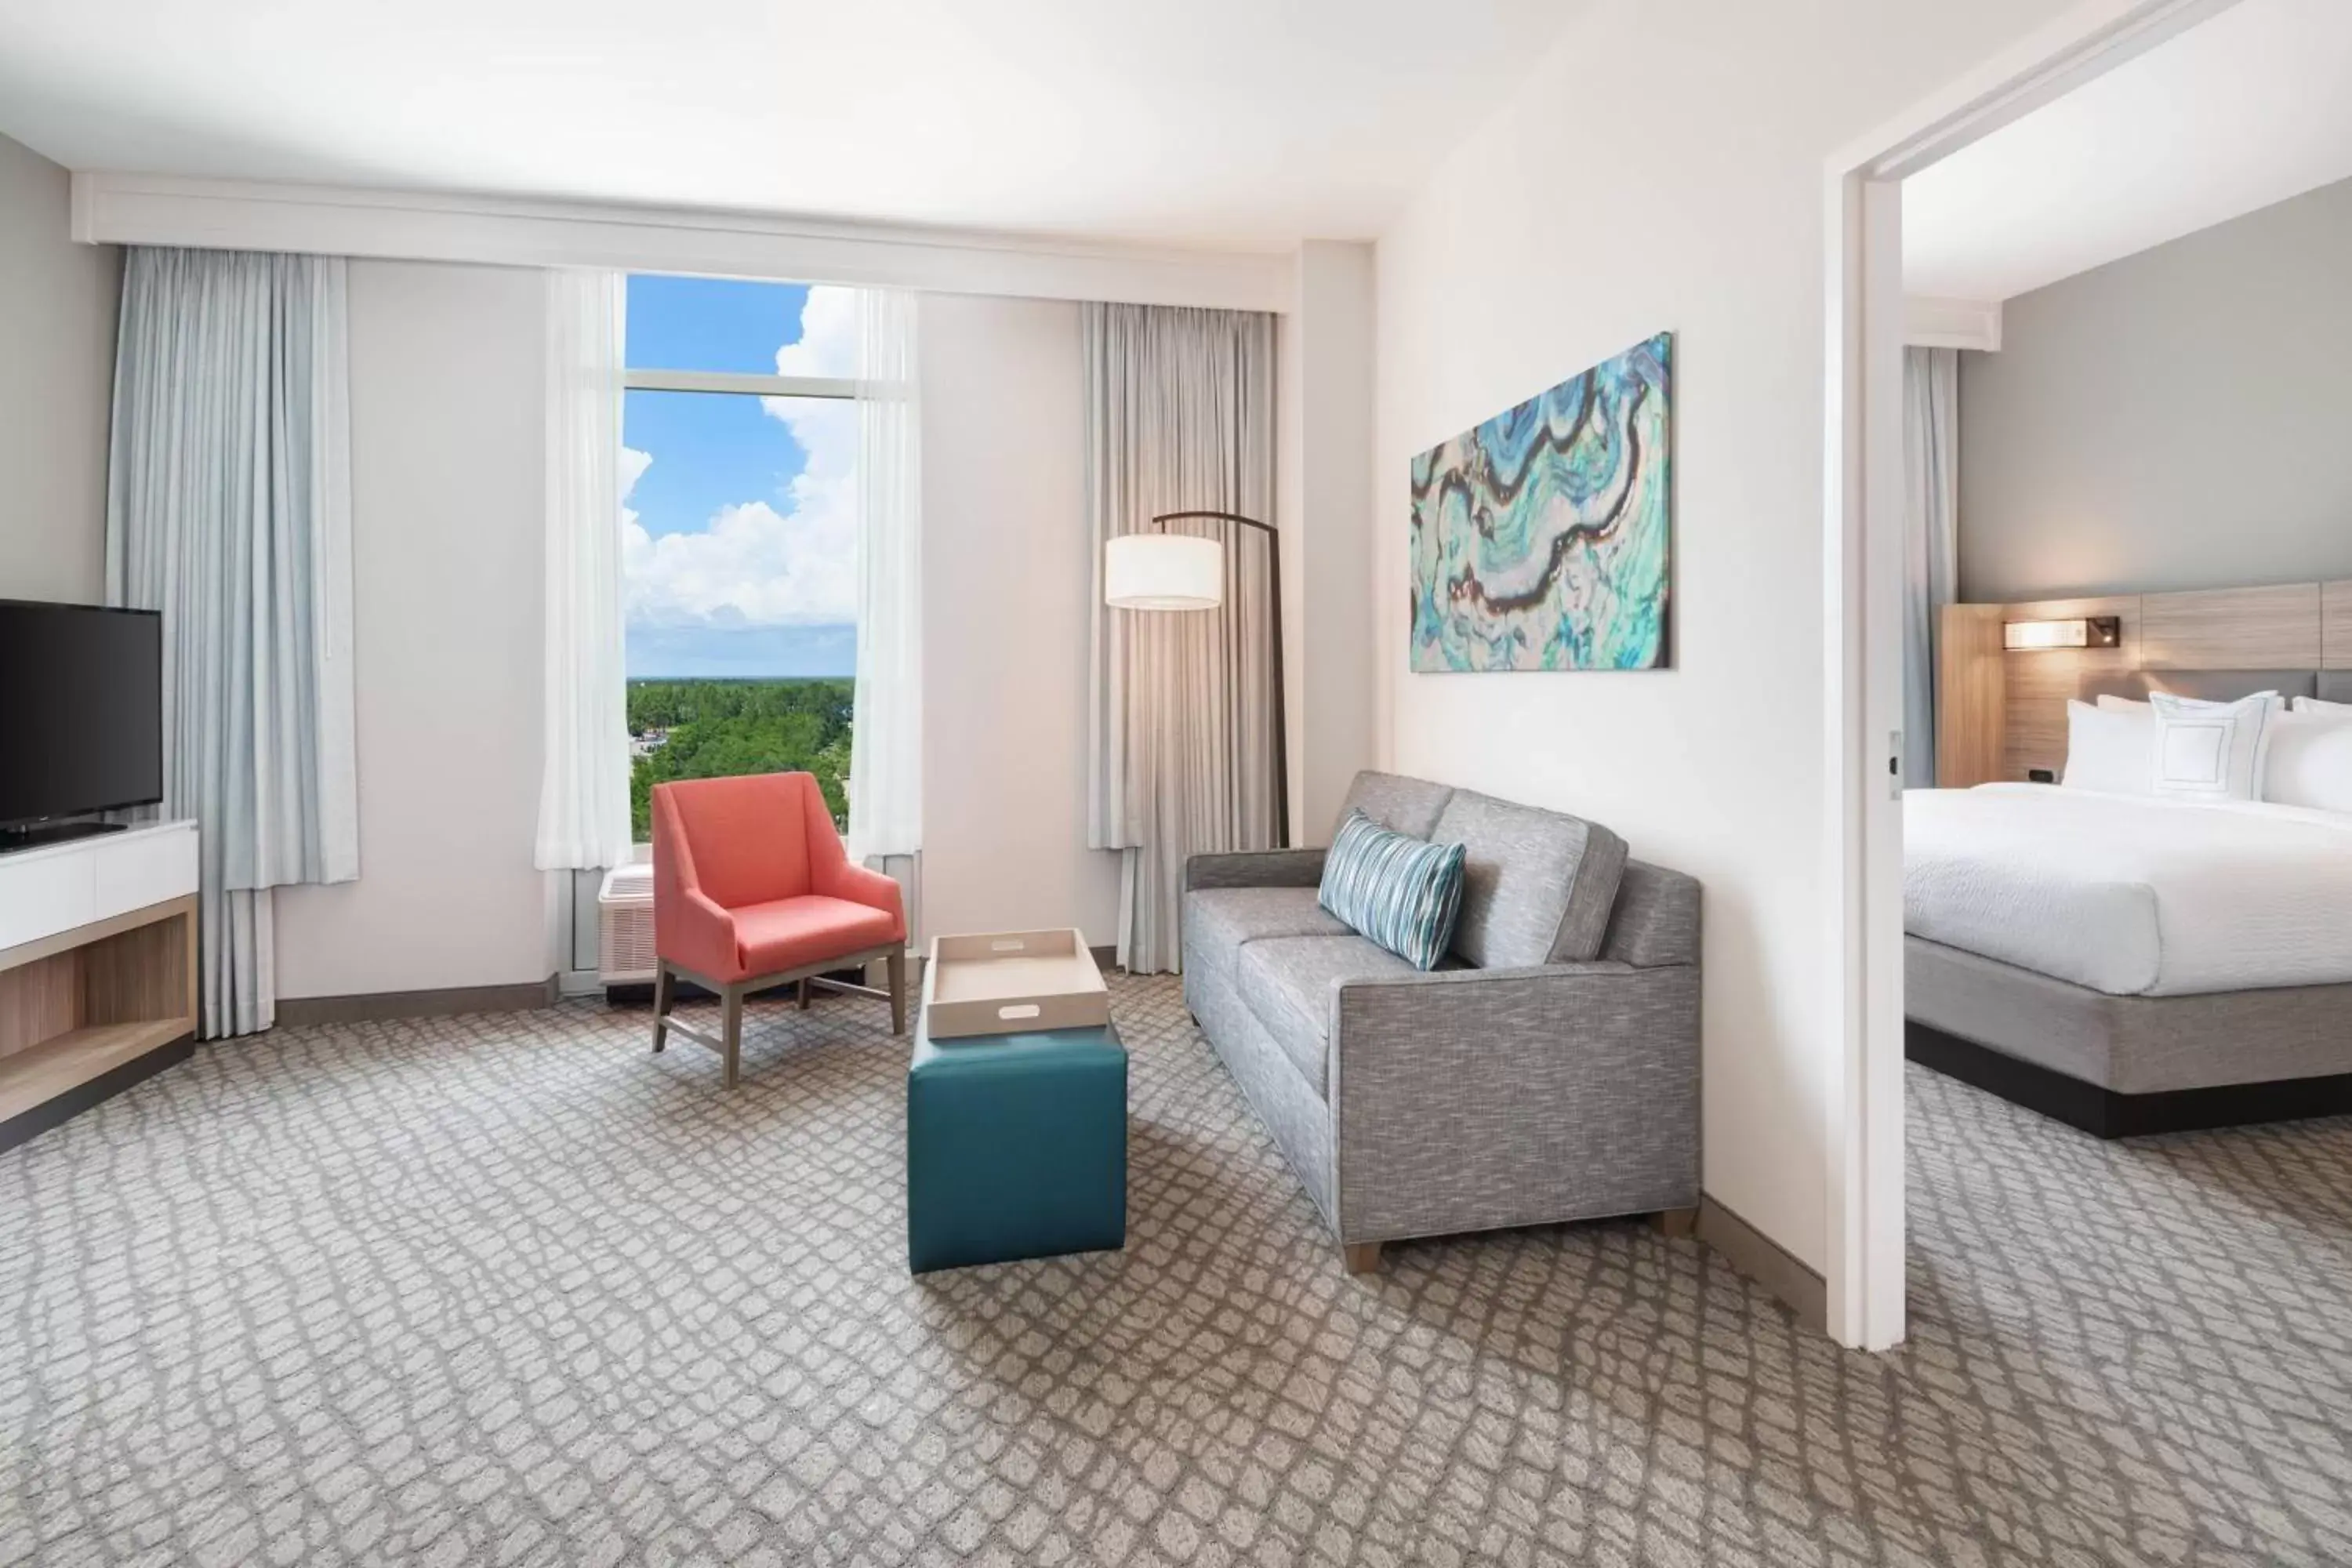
[2002,615,2121,652]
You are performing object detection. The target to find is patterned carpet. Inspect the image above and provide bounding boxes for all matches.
[3,973,2349,1567]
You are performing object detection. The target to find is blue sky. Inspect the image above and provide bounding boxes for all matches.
[621,274,857,680]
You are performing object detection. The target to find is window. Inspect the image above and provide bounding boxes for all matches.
[621,277,858,839]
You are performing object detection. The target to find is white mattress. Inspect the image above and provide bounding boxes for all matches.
[1904,784,2352,996]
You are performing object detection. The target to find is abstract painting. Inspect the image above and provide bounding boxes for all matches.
[1410,332,1671,671]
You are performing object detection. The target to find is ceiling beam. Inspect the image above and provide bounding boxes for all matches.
[71,172,1296,313]
[1904,295,2003,350]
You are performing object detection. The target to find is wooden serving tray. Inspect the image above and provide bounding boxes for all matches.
[923,928,1110,1040]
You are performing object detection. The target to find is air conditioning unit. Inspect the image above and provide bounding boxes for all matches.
[598,862,656,993]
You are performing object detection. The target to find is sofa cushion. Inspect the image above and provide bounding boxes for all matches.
[1184,887,1352,994]
[1235,934,1417,1095]
[1338,770,1454,840]
[1432,789,1629,967]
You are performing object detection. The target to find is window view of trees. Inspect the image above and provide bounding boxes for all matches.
[627,679,853,840]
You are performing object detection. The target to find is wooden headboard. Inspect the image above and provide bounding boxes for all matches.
[1937,579,2352,786]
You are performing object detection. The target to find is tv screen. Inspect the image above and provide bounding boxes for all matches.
[0,601,165,829]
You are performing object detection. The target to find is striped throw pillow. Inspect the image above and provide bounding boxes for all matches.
[1316,809,1467,971]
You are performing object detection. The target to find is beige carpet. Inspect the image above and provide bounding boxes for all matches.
[3,972,2349,1566]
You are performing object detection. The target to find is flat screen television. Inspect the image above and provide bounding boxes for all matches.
[0,600,165,840]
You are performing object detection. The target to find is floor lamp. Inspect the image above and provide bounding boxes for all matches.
[1103,510,1290,848]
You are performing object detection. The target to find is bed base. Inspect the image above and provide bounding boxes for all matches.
[1905,935,2352,1140]
[1907,1022,2352,1139]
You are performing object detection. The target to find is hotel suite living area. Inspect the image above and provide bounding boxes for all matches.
[5,2,2352,1565]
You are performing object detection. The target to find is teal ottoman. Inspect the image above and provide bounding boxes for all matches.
[906,1018,1127,1274]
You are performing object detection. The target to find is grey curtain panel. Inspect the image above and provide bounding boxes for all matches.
[1902,346,1959,789]
[1083,303,1279,974]
[107,248,360,1038]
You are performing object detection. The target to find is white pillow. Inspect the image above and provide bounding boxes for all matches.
[2062,700,2154,795]
[2295,695,2352,715]
[2263,707,2352,815]
[2147,691,2276,803]
[2096,694,2149,713]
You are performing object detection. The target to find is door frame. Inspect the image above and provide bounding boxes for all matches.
[1819,0,2244,1350]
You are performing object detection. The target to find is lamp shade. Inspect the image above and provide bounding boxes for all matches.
[1105,532,1223,612]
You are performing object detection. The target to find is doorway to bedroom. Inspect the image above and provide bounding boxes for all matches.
[1831,0,2352,1404]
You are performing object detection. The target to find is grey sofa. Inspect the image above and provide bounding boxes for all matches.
[1181,770,1700,1272]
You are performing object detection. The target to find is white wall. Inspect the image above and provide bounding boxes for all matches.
[1374,0,2069,1273]
[918,292,1123,946]
[1287,241,1379,843]
[274,260,555,998]
[0,131,119,603]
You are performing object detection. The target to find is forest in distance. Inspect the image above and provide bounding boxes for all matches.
[627,678,852,840]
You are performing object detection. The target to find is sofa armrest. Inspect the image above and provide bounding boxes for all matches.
[1185,848,1328,892]
[1324,961,1700,1244]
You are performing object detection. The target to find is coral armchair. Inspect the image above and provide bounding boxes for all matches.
[649,772,909,1087]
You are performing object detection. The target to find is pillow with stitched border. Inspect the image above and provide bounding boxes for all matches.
[1316,809,1466,971]
[2148,690,2276,803]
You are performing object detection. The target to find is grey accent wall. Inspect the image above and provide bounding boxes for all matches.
[0,132,121,604]
[1959,173,2352,604]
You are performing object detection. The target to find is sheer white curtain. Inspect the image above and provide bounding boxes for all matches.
[534,269,634,870]
[846,289,923,865]
[1903,346,1960,788]
[1084,304,1279,974]
[107,248,360,1037]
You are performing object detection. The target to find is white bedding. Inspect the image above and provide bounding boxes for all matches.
[1904,783,2352,996]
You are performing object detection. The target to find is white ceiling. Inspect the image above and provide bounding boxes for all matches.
[1903,0,2352,302]
[0,0,1579,251]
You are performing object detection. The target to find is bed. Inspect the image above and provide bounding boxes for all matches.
[1912,618,2352,1136]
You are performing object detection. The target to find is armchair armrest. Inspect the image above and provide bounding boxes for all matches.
[1324,960,1700,1244]
[1185,848,1328,892]
[829,859,909,934]
[662,886,743,981]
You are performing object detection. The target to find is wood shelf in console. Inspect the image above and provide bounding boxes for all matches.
[0,822,201,1152]
[0,1015,195,1127]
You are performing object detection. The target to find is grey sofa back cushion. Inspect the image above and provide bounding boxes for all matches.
[1599,860,1700,968]
[1432,789,1629,967]
[1338,770,1454,840]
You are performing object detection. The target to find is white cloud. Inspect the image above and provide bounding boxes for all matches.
[771,285,858,379]
[619,285,865,631]
[622,490,855,627]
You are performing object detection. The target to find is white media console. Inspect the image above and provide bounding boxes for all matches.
[0,819,200,1149]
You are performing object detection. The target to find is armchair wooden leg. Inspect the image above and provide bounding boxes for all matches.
[887,949,906,1036]
[721,984,744,1089]
[1651,1207,1699,1240]
[651,962,674,1053]
[1342,1242,1383,1275]
[797,978,811,1011]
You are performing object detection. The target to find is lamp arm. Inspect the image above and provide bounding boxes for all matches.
[1149,509,1276,540]
[1143,511,1288,848]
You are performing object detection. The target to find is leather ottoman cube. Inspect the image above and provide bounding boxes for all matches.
[906,1018,1127,1273]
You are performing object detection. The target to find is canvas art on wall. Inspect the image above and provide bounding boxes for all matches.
[1410,332,1671,671]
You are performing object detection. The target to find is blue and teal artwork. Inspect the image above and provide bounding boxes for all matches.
[1410,332,1671,671]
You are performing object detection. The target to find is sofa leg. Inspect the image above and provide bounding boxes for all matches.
[721,985,744,1089]
[1651,1207,1699,1240]
[1342,1242,1383,1275]
[887,949,907,1036]
[797,977,811,1011]
[651,962,673,1054]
